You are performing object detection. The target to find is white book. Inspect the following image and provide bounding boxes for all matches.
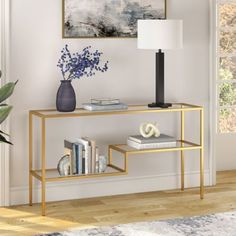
[95,147,99,173]
[82,137,96,174]
[87,145,92,174]
[77,138,90,174]
[127,139,177,150]
[83,103,128,111]
[91,98,120,105]
[128,134,176,144]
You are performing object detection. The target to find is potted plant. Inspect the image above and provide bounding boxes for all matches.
[56,45,109,112]
[0,71,17,144]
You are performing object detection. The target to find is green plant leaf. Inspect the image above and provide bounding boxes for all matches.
[0,81,17,104]
[0,133,12,145]
[0,105,13,124]
[0,130,10,137]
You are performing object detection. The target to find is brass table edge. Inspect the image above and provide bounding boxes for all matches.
[29,103,203,118]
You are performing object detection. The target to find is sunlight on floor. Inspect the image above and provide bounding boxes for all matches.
[0,207,88,236]
[0,171,236,236]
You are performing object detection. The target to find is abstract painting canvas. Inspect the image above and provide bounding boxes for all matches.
[63,0,166,38]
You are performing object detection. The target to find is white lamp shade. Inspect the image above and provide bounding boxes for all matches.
[137,19,183,50]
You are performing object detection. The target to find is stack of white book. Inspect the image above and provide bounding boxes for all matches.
[64,137,99,175]
[127,134,177,150]
[83,98,128,111]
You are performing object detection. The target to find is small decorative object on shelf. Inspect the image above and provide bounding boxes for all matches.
[91,98,120,106]
[57,154,71,176]
[127,134,176,150]
[56,45,109,112]
[139,122,160,138]
[56,80,76,112]
[83,102,128,111]
[98,155,107,173]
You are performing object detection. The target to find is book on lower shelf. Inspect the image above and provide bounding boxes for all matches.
[76,138,90,175]
[64,140,84,175]
[64,137,100,176]
[127,134,177,150]
[79,137,97,174]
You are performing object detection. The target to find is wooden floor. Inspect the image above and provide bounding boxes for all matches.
[1,170,236,236]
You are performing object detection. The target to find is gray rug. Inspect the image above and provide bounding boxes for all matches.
[39,211,236,236]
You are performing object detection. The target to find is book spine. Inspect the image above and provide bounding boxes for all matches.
[85,147,88,175]
[70,150,73,175]
[72,144,77,175]
[82,149,85,174]
[127,140,177,150]
[77,138,90,174]
[78,144,83,175]
[69,155,72,176]
[81,137,96,174]
[128,137,142,143]
[75,144,79,175]
[87,145,92,174]
[90,141,96,173]
[95,147,99,173]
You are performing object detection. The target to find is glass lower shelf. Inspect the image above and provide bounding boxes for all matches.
[31,165,126,182]
[110,140,202,154]
[31,140,202,183]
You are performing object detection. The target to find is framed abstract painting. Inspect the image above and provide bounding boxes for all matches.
[62,0,166,38]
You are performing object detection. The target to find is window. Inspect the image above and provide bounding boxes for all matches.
[216,0,236,133]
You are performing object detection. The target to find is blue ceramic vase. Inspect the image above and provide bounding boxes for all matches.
[56,80,76,112]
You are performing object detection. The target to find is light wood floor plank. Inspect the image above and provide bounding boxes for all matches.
[0,170,236,236]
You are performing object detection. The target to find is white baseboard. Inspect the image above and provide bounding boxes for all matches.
[10,170,211,205]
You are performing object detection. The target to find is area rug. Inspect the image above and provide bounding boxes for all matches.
[39,211,236,236]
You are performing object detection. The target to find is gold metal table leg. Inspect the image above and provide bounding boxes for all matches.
[181,110,185,191]
[29,112,33,206]
[200,109,204,199]
[41,118,46,216]
[124,153,128,174]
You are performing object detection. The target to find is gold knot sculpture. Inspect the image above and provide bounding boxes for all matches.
[139,122,160,138]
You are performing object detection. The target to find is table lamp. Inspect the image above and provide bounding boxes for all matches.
[137,19,183,108]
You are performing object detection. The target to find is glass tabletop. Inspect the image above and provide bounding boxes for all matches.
[30,103,203,118]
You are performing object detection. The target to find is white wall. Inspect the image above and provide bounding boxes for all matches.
[9,0,211,205]
[216,135,236,170]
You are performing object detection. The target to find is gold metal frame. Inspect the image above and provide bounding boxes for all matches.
[62,0,167,39]
[29,103,204,216]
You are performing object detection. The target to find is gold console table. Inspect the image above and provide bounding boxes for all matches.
[29,103,204,216]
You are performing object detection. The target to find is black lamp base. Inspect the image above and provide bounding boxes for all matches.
[148,102,172,108]
[149,50,172,109]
